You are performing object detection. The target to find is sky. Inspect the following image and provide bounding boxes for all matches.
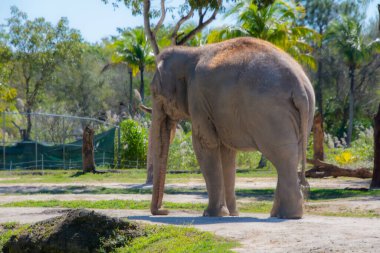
[0,0,379,43]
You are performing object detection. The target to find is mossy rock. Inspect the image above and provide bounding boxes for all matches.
[3,209,144,253]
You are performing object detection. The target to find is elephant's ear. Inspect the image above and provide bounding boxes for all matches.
[152,60,176,100]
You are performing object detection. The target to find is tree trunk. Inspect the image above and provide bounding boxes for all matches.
[306,159,372,179]
[82,126,96,173]
[25,107,32,141]
[129,70,133,116]
[140,68,145,103]
[371,104,380,188]
[347,66,355,146]
[313,112,324,161]
[257,154,267,169]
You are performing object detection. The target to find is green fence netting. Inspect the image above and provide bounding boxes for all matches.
[0,127,116,169]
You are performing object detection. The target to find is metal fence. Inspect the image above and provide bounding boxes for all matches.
[0,112,120,170]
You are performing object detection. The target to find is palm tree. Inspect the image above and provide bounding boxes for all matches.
[207,0,318,69]
[326,16,380,146]
[111,27,155,103]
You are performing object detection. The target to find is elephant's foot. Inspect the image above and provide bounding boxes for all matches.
[228,209,239,216]
[203,206,229,217]
[151,208,169,215]
[270,201,303,219]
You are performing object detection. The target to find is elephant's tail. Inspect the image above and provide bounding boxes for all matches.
[292,84,313,196]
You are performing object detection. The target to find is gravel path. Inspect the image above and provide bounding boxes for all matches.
[0,207,379,253]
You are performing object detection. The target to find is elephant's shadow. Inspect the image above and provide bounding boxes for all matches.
[127,215,286,225]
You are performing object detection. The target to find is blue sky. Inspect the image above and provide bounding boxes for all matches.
[0,0,378,43]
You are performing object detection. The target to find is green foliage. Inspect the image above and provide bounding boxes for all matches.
[207,0,319,69]
[168,130,198,171]
[0,84,17,112]
[237,152,266,170]
[120,119,148,164]
[326,16,380,69]
[110,27,155,76]
[323,127,373,168]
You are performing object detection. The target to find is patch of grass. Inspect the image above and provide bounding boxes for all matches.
[5,184,379,202]
[0,168,277,184]
[235,188,380,201]
[1,222,19,230]
[238,201,272,213]
[116,224,238,253]
[312,210,380,218]
[0,199,207,211]
[3,199,378,218]
[0,223,28,251]
[309,188,380,200]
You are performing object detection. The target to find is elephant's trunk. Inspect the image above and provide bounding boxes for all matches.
[150,102,174,215]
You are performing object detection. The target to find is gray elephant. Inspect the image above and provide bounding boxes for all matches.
[148,37,315,219]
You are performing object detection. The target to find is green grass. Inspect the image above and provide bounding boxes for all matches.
[0,199,270,214]
[0,222,237,253]
[236,188,380,200]
[0,223,28,250]
[2,198,379,218]
[0,168,276,184]
[0,199,206,211]
[116,225,237,253]
[3,184,379,202]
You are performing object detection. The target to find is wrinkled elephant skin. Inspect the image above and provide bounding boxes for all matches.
[148,37,315,219]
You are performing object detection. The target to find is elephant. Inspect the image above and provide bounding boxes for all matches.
[147,37,315,219]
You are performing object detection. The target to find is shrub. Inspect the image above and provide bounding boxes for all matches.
[120,119,148,166]
[168,130,198,171]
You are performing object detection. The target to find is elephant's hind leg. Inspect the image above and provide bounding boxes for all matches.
[192,135,229,217]
[264,144,304,219]
[220,144,239,216]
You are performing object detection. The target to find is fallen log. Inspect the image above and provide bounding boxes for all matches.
[306,159,372,179]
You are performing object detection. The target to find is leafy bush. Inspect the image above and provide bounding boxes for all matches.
[323,127,373,168]
[237,152,262,169]
[167,129,271,171]
[120,119,148,165]
[168,130,198,171]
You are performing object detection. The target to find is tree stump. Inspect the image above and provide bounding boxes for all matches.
[82,126,96,173]
[371,104,380,188]
[313,112,324,161]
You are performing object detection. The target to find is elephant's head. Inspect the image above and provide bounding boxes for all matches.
[148,49,195,215]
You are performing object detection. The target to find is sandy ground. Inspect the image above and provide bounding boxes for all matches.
[0,177,379,252]
[0,207,379,253]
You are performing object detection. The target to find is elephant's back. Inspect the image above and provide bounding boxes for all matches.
[191,37,314,151]
[194,37,309,101]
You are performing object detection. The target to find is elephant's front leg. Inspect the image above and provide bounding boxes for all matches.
[192,135,229,217]
[220,144,238,216]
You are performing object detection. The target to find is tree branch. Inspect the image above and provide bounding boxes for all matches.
[143,0,160,56]
[171,8,195,45]
[176,1,222,45]
[153,0,166,35]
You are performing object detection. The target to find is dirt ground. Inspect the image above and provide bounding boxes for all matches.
[0,177,379,252]
[0,207,379,253]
